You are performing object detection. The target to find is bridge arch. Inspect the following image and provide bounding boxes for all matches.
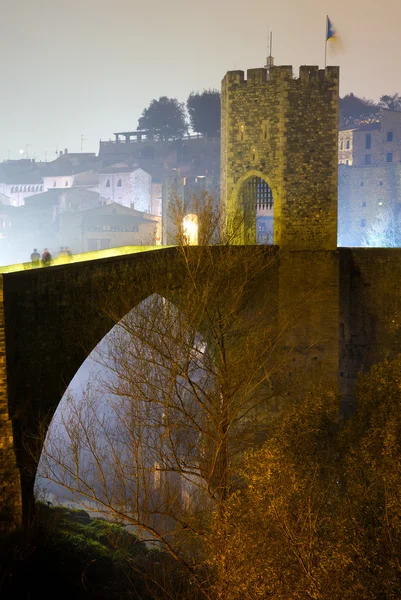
[36,292,211,513]
[230,170,277,245]
[0,247,229,528]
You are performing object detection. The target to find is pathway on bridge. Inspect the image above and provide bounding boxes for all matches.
[0,245,169,274]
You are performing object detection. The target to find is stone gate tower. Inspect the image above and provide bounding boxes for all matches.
[220,65,339,248]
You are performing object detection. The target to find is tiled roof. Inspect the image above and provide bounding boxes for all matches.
[0,165,43,184]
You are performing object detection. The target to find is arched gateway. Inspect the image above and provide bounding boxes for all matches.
[238,174,274,244]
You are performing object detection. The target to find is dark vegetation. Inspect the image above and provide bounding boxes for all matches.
[136,90,401,139]
[137,90,221,139]
[340,92,401,127]
[0,503,195,599]
[187,90,221,137]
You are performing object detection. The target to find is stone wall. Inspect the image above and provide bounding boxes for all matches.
[278,250,339,396]
[340,248,401,405]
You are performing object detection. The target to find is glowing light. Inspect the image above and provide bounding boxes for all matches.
[183,214,198,245]
[19,149,24,156]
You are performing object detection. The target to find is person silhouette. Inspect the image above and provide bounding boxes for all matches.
[42,248,52,266]
[30,248,40,266]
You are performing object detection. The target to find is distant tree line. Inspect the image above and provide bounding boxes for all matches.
[135,89,401,140]
[137,90,221,140]
[340,92,401,127]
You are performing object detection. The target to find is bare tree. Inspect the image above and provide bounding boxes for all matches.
[36,194,319,598]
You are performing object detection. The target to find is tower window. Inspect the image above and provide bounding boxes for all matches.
[106,179,111,187]
[346,140,350,149]
[65,181,68,187]
[365,134,371,149]
[117,178,122,187]
[340,140,343,150]
[262,121,268,140]
[387,131,393,142]
[387,152,393,163]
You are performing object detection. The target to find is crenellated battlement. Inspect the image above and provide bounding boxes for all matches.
[223,65,339,86]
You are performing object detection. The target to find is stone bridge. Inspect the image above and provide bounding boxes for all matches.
[3,62,401,535]
[1,244,401,533]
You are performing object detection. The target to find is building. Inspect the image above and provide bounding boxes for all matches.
[338,163,401,246]
[25,187,102,216]
[338,109,401,167]
[338,111,401,246]
[162,169,220,244]
[98,163,155,213]
[98,134,221,232]
[0,160,44,207]
[59,202,160,253]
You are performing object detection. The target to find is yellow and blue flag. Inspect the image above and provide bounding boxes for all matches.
[326,16,336,42]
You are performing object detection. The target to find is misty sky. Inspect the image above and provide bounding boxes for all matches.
[2,0,399,161]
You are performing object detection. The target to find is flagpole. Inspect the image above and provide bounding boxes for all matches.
[324,15,328,68]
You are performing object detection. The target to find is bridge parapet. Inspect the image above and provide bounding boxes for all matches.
[0,245,167,275]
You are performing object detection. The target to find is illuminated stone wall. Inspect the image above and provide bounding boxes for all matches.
[221,65,339,249]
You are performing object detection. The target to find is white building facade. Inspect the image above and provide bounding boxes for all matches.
[98,166,153,213]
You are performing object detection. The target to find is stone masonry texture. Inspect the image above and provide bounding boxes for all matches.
[221,65,339,249]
